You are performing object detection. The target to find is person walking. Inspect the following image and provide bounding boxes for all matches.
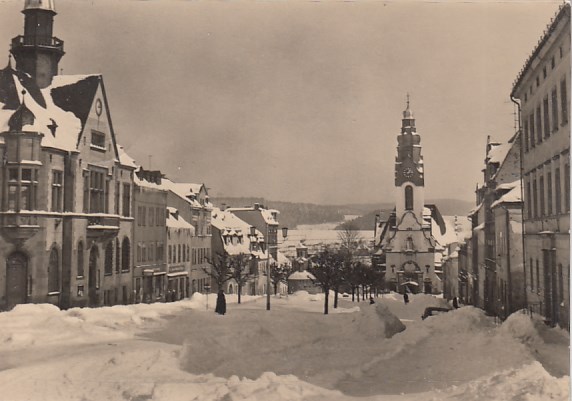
[215,289,226,315]
[452,297,459,309]
[369,296,375,305]
[403,292,409,304]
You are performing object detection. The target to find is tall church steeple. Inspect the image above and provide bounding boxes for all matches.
[10,0,65,88]
[394,96,425,219]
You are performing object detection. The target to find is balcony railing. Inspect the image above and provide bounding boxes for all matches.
[11,35,64,52]
[87,215,120,239]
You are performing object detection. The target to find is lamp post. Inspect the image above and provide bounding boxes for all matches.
[266,225,288,311]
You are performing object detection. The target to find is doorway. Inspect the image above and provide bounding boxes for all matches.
[6,252,28,309]
[88,246,99,307]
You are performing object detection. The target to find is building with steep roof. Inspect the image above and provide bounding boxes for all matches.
[0,1,135,310]
[511,3,570,328]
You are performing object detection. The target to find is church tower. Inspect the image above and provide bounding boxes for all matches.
[394,96,425,221]
[10,0,65,88]
[377,97,443,295]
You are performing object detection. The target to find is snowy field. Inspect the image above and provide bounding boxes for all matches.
[0,292,568,401]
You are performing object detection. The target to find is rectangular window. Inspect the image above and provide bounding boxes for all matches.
[547,171,553,215]
[565,163,570,212]
[91,130,105,149]
[148,207,155,227]
[530,258,534,291]
[533,179,538,218]
[536,106,542,144]
[89,170,105,213]
[536,260,540,294]
[83,173,89,213]
[552,88,559,132]
[529,114,536,148]
[561,78,568,125]
[7,184,17,210]
[526,181,532,219]
[555,167,562,214]
[539,176,545,217]
[51,170,63,212]
[523,120,529,152]
[122,184,130,217]
[543,97,550,139]
[115,183,120,215]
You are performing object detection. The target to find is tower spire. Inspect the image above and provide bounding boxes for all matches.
[10,0,65,88]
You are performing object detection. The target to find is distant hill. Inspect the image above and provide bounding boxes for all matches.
[211,197,474,230]
[211,197,346,229]
[335,199,475,230]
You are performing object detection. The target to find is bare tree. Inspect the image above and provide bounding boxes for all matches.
[229,253,253,304]
[337,222,364,305]
[338,222,364,253]
[270,262,294,295]
[308,248,344,315]
[203,252,233,293]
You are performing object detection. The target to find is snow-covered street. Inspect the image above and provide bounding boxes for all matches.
[0,293,568,401]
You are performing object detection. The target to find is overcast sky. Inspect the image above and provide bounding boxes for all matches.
[0,0,563,205]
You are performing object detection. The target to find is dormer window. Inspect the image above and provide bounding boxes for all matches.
[90,130,106,150]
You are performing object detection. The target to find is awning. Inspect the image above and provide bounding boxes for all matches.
[167,272,189,278]
[400,281,419,286]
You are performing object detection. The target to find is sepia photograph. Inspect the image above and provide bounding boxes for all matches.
[0,0,569,399]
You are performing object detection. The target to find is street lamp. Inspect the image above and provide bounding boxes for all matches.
[266,224,288,311]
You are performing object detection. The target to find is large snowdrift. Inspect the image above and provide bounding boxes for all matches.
[0,292,568,401]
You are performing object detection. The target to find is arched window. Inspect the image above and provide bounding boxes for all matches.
[77,241,84,277]
[405,186,414,210]
[115,239,121,273]
[122,238,130,272]
[104,242,113,275]
[48,248,59,293]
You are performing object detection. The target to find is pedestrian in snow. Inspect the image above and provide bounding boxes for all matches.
[452,297,459,309]
[215,290,226,315]
[369,296,375,305]
[403,292,409,304]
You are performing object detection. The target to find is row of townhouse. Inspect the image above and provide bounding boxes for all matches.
[210,203,290,296]
[0,0,292,310]
[443,3,570,329]
[0,0,215,310]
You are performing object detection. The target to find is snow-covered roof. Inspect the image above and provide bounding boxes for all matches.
[118,146,138,169]
[288,271,316,281]
[491,180,522,208]
[227,206,280,225]
[468,202,483,217]
[166,208,195,233]
[211,207,265,256]
[0,64,118,154]
[277,251,291,266]
[487,142,511,165]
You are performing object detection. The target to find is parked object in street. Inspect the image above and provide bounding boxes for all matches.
[421,306,452,320]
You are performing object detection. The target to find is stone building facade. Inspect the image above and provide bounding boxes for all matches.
[0,0,135,310]
[511,3,570,328]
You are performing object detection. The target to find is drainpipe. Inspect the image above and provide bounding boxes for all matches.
[511,95,527,312]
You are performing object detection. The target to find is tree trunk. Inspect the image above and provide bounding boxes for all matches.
[357,286,360,302]
[274,283,278,295]
[351,287,355,302]
[362,286,365,301]
[324,287,329,315]
[334,287,339,309]
[238,283,242,304]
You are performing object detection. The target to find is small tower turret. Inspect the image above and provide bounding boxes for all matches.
[10,0,64,88]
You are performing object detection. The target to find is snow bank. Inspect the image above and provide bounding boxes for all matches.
[500,310,543,346]
[432,361,570,401]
